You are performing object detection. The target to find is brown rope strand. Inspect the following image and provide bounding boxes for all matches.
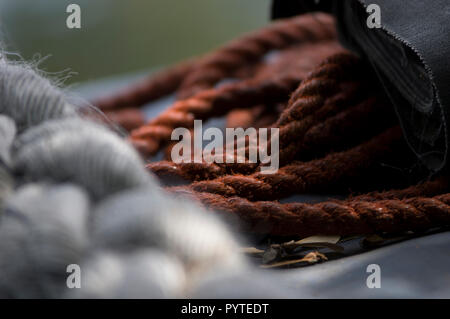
[169,127,403,200]
[174,190,450,237]
[351,177,450,201]
[147,81,374,182]
[295,96,395,160]
[93,17,450,240]
[178,13,336,98]
[131,50,357,157]
[93,59,196,111]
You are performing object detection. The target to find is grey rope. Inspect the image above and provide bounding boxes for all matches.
[0,54,247,298]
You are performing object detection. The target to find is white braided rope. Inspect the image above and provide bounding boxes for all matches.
[13,118,153,199]
[0,115,16,165]
[0,54,248,298]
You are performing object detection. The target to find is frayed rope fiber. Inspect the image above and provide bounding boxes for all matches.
[0,50,247,298]
[0,62,78,131]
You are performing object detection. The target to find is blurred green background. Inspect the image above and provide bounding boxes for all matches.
[0,0,271,85]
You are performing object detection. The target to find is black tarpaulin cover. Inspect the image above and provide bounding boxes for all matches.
[272,0,450,172]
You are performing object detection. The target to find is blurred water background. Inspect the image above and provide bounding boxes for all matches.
[0,0,271,85]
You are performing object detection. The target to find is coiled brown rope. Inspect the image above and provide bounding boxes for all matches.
[96,15,450,240]
[147,53,373,181]
[222,51,366,160]
[148,96,395,182]
[161,41,327,158]
[296,97,394,160]
[168,127,403,201]
[147,87,363,181]
[226,105,273,130]
[94,60,196,111]
[130,45,346,157]
[351,177,450,202]
[130,76,298,156]
[223,40,342,132]
[131,49,359,157]
[156,82,364,178]
[98,40,344,133]
[178,13,336,99]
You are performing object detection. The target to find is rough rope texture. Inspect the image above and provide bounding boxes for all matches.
[117,20,450,245]
[170,127,403,200]
[12,118,153,199]
[93,12,450,251]
[130,48,355,157]
[147,53,376,181]
[0,51,245,298]
[352,177,450,201]
[176,190,450,237]
[0,62,78,131]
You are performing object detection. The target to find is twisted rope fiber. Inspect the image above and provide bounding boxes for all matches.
[225,104,281,130]
[147,95,391,182]
[221,46,364,161]
[251,42,338,82]
[220,40,343,129]
[147,89,362,182]
[178,13,337,99]
[159,41,343,159]
[295,96,395,160]
[176,42,340,148]
[147,54,371,181]
[131,73,303,156]
[104,39,341,133]
[269,80,366,166]
[130,44,347,156]
[176,190,450,237]
[168,127,402,201]
[131,50,358,157]
[351,177,450,202]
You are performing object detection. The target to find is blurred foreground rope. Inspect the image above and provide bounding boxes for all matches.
[0,49,245,298]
